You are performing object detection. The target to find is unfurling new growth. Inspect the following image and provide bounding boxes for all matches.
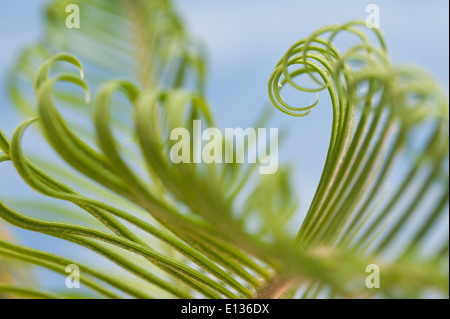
[0,0,448,299]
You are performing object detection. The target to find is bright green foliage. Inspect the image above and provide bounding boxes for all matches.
[0,0,448,299]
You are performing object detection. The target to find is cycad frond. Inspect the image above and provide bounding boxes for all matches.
[0,1,448,299]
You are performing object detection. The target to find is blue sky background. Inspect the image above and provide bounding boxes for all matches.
[0,1,449,293]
